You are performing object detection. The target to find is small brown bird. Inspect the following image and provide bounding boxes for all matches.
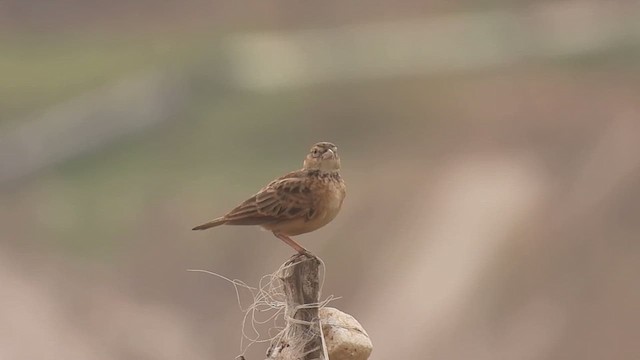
[192,142,346,253]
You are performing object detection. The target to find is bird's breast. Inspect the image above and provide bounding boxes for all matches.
[266,177,345,236]
[306,177,346,231]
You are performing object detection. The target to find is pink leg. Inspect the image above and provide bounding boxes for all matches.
[273,232,307,254]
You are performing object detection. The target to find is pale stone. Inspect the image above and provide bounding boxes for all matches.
[319,307,372,360]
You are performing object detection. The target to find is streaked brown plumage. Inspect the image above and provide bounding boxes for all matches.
[192,142,346,253]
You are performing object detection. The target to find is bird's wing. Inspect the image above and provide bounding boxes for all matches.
[222,171,314,225]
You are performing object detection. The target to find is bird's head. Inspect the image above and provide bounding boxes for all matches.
[303,142,340,172]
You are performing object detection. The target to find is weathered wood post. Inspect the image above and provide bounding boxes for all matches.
[266,253,372,360]
[267,252,324,360]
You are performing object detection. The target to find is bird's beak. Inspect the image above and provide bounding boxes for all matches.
[322,149,335,160]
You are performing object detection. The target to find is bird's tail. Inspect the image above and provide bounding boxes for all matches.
[192,217,227,230]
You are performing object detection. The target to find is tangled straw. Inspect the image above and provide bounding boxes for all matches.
[188,255,337,359]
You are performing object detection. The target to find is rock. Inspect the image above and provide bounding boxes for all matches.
[319,307,372,360]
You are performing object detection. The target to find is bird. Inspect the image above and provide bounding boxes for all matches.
[192,142,346,253]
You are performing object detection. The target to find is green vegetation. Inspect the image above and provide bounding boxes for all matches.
[0,33,212,123]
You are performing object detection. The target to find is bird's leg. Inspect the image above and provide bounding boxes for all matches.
[273,232,308,254]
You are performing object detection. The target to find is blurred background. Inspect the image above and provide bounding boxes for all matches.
[2,1,640,359]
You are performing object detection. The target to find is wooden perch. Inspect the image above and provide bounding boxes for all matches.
[267,252,325,360]
[265,253,373,360]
